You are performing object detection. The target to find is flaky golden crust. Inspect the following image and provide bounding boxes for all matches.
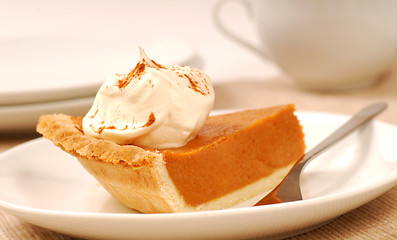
[37,114,182,213]
[37,114,157,167]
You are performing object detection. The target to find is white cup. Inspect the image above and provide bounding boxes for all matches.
[214,0,397,91]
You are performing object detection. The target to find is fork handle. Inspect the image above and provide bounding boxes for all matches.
[299,102,388,169]
[276,102,387,202]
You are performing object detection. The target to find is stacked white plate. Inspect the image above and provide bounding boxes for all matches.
[0,35,198,132]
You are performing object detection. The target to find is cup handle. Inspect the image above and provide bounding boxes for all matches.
[213,0,271,60]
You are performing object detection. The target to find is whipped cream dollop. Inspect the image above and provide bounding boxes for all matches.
[82,48,215,149]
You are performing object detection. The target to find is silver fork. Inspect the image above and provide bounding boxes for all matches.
[275,102,388,203]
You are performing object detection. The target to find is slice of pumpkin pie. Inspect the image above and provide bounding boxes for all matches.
[37,104,305,213]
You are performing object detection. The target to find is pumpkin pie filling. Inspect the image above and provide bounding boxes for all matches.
[158,105,305,206]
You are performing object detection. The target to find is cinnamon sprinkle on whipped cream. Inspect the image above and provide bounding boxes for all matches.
[82,48,214,148]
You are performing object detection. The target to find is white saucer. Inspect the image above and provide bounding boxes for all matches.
[0,110,396,239]
[0,36,195,105]
[0,96,94,132]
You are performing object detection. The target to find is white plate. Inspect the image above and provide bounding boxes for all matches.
[0,96,94,132]
[0,36,195,105]
[0,110,396,240]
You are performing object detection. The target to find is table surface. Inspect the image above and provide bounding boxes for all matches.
[1,1,397,239]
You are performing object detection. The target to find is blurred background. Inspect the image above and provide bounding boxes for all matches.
[1,0,274,82]
[1,1,397,239]
[1,0,396,133]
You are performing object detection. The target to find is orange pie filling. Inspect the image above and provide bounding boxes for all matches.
[157,105,305,207]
